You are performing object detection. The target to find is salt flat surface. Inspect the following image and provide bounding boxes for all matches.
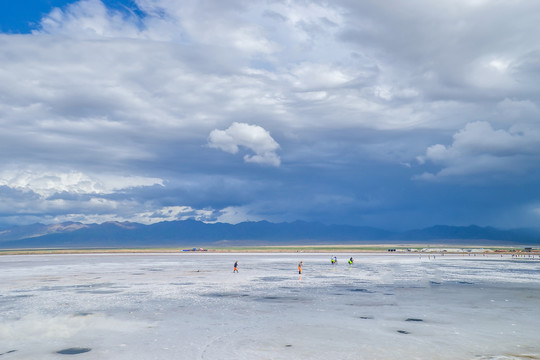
[1,253,539,359]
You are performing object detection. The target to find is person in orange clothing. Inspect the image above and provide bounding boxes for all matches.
[233,260,239,273]
[298,261,303,274]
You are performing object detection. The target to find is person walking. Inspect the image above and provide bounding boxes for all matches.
[298,261,303,274]
[233,260,239,273]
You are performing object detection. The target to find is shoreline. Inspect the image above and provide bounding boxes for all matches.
[1,244,536,256]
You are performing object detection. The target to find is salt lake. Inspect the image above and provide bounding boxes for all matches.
[1,253,539,359]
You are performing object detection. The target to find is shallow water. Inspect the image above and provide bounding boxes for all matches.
[1,253,539,359]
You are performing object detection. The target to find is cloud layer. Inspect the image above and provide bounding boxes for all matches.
[417,121,540,179]
[0,0,539,229]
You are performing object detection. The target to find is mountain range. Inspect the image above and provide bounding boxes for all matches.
[0,220,539,249]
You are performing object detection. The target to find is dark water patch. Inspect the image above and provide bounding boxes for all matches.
[285,344,293,347]
[77,290,123,294]
[143,268,164,272]
[405,318,423,322]
[132,291,151,296]
[332,293,346,296]
[359,316,373,320]
[203,292,249,299]
[38,283,116,292]
[0,350,17,356]
[11,294,34,299]
[429,281,441,285]
[36,285,67,291]
[350,288,374,293]
[458,281,474,285]
[56,348,91,355]
[13,289,35,294]
[254,296,304,303]
[73,312,93,317]
[395,285,425,289]
[397,330,410,334]
[0,295,35,304]
[171,282,195,286]
[131,273,145,276]
[334,282,369,288]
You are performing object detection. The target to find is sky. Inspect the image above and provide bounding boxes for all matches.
[0,0,539,230]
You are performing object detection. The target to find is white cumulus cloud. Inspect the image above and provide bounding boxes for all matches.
[417,121,540,179]
[0,168,163,197]
[208,122,281,167]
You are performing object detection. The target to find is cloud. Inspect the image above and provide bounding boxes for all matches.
[417,121,540,179]
[0,168,163,197]
[0,168,166,225]
[208,122,281,166]
[0,165,274,226]
[32,205,218,226]
[288,62,355,91]
[37,0,280,54]
[133,206,216,224]
[214,206,263,225]
[1,0,540,229]
[37,0,145,39]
